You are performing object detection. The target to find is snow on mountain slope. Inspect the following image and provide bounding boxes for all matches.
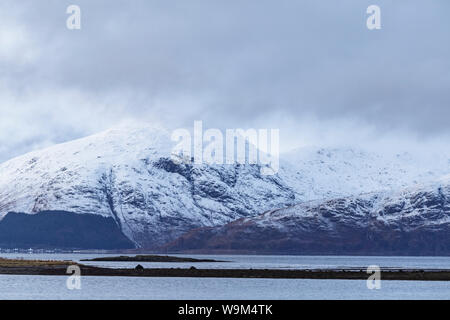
[165,176,450,255]
[0,124,297,247]
[0,123,448,248]
[279,146,450,201]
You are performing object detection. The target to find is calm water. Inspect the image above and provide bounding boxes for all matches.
[0,275,449,300]
[0,254,448,299]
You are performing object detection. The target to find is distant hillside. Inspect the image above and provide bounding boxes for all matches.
[0,124,448,249]
[0,211,135,250]
[164,179,450,256]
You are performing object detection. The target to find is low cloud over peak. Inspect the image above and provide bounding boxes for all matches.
[1,0,449,162]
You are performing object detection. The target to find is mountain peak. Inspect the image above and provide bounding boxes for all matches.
[0,125,449,249]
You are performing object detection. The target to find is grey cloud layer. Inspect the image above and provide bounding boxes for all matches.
[1,0,449,161]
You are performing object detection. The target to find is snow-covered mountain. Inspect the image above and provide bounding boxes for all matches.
[165,176,450,255]
[0,123,448,249]
[0,124,297,248]
[280,146,450,201]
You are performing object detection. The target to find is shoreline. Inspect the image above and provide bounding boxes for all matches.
[1,264,449,281]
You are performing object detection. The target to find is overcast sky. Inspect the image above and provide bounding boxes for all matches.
[1,0,449,162]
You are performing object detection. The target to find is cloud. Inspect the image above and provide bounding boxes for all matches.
[0,0,450,162]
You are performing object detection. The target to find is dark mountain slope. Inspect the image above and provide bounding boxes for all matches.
[0,211,135,249]
[164,181,450,255]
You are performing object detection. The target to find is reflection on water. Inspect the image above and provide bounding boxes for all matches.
[0,254,448,300]
[0,275,449,300]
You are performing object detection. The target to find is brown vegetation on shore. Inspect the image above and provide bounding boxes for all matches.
[0,257,448,280]
[0,258,76,267]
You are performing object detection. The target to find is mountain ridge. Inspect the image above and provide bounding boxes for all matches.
[163,177,450,255]
[0,123,449,250]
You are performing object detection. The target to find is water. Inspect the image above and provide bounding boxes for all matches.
[0,275,448,300]
[1,253,450,270]
[0,254,449,299]
[0,253,450,269]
